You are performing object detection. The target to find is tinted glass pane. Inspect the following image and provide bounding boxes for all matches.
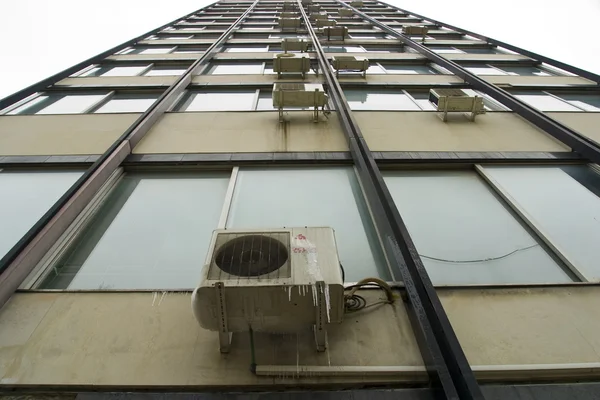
[464,66,506,75]
[225,46,269,52]
[208,63,264,74]
[554,93,600,112]
[138,48,173,54]
[93,96,157,113]
[322,46,365,52]
[499,66,552,76]
[344,89,420,110]
[178,91,256,111]
[430,47,464,53]
[102,66,149,77]
[37,94,106,114]
[144,68,187,76]
[483,166,600,280]
[0,171,83,259]
[40,172,229,289]
[227,168,389,281]
[384,171,571,285]
[513,92,581,111]
[381,64,437,74]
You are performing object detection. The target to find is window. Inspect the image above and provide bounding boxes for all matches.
[223,45,269,52]
[0,171,83,260]
[463,64,506,75]
[461,47,502,54]
[175,90,257,111]
[430,47,465,54]
[496,66,553,76]
[120,47,175,55]
[39,172,230,290]
[226,168,388,281]
[323,46,366,53]
[380,63,438,74]
[206,63,264,75]
[144,66,188,76]
[93,94,158,113]
[171,47,208,54]
[551,93,600,112]
[482,166,600,281]
[7,93,107,115]
[79,65,150,77]
[344,89,421,110]
[383,171,572,285]
[512,91,582,111]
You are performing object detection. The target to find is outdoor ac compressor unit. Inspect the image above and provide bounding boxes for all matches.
[192,227,344,353]
[338,8,354,17]
[272,82,329,122]
[280,11,298,18]
[273,53,311,78]
[316,19,337,28]
[402,25,429,42]
[279,17,302,30]
[332,56,370,77]
[321,26,348,40]
[282,38,310,53]
[308,4,321,12]
[429,88,486,122]
[350,0,363,7]
[311,11,328,20]
[283,2,298,11]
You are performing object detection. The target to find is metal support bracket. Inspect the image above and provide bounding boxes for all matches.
[314,281,327,352]
[215,282,232,353]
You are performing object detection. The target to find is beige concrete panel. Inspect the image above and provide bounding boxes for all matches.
[483,75,595,86]
[547,112,600,144]
[440,287,600,365]
[340,74,462,85]
[192,74,322,85]
[327,53,426,61]
[445,53,533,62]
[356,112,569,152]
[0,292,422,386]
[0,114,139,156]
[107,54,202,62]
[56,76,178,87]
[133,112,348,153]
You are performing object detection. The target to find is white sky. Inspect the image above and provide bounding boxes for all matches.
[0,0,598,99]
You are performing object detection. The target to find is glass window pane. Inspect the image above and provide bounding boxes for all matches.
[36,94,107,114]
[101,66,149,77]
[144,67,187,76]
[464,65,506,75]
[323,46,365,52]
[226,168,389,281]
[139,48,173,54]
[6,96,49,115]
[224,46,269,52]
[208,63,264,74]
[177,90,256,111]
[483,166,600,280]
[0,171,83,259]
[498,66,552,76]
[406,91,437,110]
[513,91,582,111]
[381,64,437,74]
[383,171,571,285]
[93,95,157,113]
[40,172,230,290]
[430,47,464,54]
[461,48,500,54]
[344,89,420,110]
[553,93,600,112]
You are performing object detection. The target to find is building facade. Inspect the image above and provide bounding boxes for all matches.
[0,0,600,398]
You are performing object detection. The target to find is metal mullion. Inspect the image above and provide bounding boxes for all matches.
[217,167,240,231]
[475,164,590,283]
[297,2,482,399]
[377,0,600,84]
[337,0,600,166]
[544,91,589,112]
[83,91,115,114]
[138,63,155,76]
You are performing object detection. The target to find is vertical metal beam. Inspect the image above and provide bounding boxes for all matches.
[0,2,218,111]
[0,0,260,305]
[377,0,600,84]
[297,2,483,399]
[336,0,600,165]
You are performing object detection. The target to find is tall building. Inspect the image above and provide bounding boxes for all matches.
[0,0,599,398]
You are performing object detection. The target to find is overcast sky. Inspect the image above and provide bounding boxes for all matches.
[0,0,598,99]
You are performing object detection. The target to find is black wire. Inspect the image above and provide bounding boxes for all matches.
[339,263,345,283]
[344,294,366,312]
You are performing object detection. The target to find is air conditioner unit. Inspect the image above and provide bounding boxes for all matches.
[192,227,344,353]
[350,0,363,7]
[339,8,354,17]
[316,19,337,28]
[282,38,310,53]
[280,11,299,18]
[332,56,369,77]
[273,53,311,79]
[402,25,429,42]
[429,88,486,122]
[283,2,298,11]
[321,26,348,41]
[302,0,312,4]
[272,82,330,122]
[311,11,328,20]
[308,4,321,12]
[278,17,302,30]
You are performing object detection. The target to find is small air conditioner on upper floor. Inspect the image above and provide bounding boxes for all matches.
[272,82,330,122]
[308,4,321,12]
[332,56,370,77]
[191,227,344,353]
[280,11,299,18]
[273,53,311,78]
[402,25,429,42]
[302,0,312,5]
[311,11,328,20]
[429,88,486,122]
[338,8,354,17]
[350,0,363,7]
[320,25,348,40]
[283,2,298,11]
[282,38,310,53]
[278,17,302,30]
[316,18,337,28]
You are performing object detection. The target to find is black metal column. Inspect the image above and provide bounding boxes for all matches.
[297,2,483,399]
[337,0,600,165]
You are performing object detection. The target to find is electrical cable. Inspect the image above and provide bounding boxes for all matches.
[344,277,395,313]
[418,244,539,264]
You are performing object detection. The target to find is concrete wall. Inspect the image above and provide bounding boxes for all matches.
[0,114,139,156]
[133,112,348,153]
[547,112,600,145]
[356,112,569,152]
[56,76,178,87]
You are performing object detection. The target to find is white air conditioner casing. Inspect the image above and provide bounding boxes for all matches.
[273,53,311,77]
[280,11,298,18]
[282,38,310,53]
[332,56,370,77]
[402,25,429,35]
[278,17,302,30]
[192,227,344,352]
[311,12,328,20]
[321,26,348,40]
[272,83,328,108]
[283,2,298,11]
[429,88,486,122]
[308,4,321,12]
[316,18,337,28]
[339,8,354,17]
[350,0,363,7]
